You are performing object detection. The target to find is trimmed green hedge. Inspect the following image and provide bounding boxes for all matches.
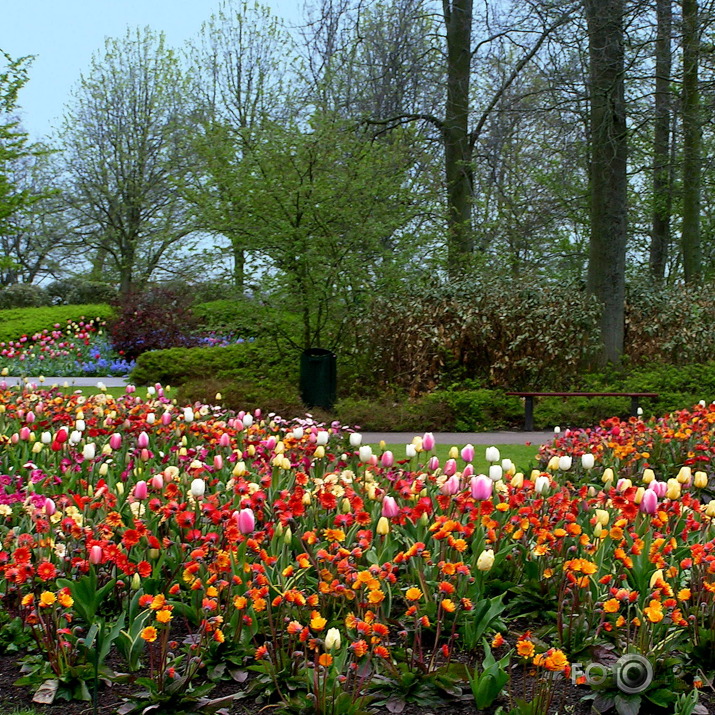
[130,340,298,387]
[0,304,114,344]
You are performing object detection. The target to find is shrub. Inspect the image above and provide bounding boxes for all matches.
[0,283,51,309]
[0,304,114,344]
[192,299,267,336]
[108,288,199,360]
[131,340,298,387]
[45,277,117,305]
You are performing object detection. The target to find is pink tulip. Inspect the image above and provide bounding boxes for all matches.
[649,481,667,498]
[89,545,103,565]
[161,412,172,426]
[219,433,231,448]
[441,475,461,495]
[470,475,493,501]
[422,432,435,451]
[640,489,658,514]
[463,464,475,479]
[214,455,224,470]
[125,385,136,394]
[109,433,122,450]
[135,481,148,500]
[381,451,394,468]
[44,498,56,516]
[444,459,457,477]
[137,432,149,449]
[26,411,35,424]
[151,474,164,490]
[427,456,439,471]
[237,508,255,534]
[382,496,399,517]
[461,444,475,463]
[10,433,18,444]
[19,427,30,441]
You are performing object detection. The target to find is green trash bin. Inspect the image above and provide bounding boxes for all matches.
[300,348,337,410]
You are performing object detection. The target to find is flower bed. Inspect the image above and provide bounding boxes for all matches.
[0,387,712,713]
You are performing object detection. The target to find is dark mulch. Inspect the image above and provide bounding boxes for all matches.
[0,654,712,715]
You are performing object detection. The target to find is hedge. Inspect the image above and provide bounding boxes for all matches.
[0,304,114,344]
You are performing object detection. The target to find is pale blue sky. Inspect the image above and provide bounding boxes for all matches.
[2,0,303,140]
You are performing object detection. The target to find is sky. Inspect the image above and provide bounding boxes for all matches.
[1,0,303,141]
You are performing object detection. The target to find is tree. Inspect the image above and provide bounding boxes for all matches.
[62,28,196,295]
[584,0,628,364]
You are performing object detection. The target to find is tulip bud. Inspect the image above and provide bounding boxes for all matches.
[558,456,572,471]
[649,569,664,588]
[376,516,390,535]
[470,475,492,500]
[511,472,524,488]
[325,627,341,651]
[441,475,461,496]
[89,545,103,565]
[358,445,373,463]
[444,459,457,477]
[314,446,325,459]
[427,456,439,471]
[190,478,206,498]
[131,573,141,590]
[284,526,292,544]
[640,489,658,514]
[422,433,435,451]
[137,432,149,449]
[135,481,148,500]
[547,456,560,471]
[44,498,56,516]
[316,430,329,446]
[666,479,681,500]
[448,446,459,460]
[382,496,399,517]
[488,464,503,482]
[677,467,692,485]
[501,459,515,476]
[694,471,708,489]
[534,475,550,494]
[292,427,304,440]
[406,444,417,459]
[476,549,495,571]
[581,453,595,470]
[381,451,394,468]
[461,444,475,463]
[602,468,614,484]
[237,508,255,534]
[485,446,500,463]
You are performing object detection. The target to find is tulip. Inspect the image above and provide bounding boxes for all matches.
[19,427,30,441]
[634,486,645,504]
[213,455,224,471]
[489,465,503,482]
[182,407,194,423]
[381,451,394,468]
[427,456,439,471]
[640,489,658,514]
[358,445,373,463]
[649,569,664,587]
[443,459,457,477]
[694,471,708,489]
[441,475,461,496]
[349,432,362,447]
[616,478,632,492]
[41,431,52,444]
[501,458,515,475]
[642,468,655,484]
[44,498,56,516]
[89,545,103,565]
[109,433,122,450]
[485,446,500,463]
[376,516,390,535]
[534,475,550,494]
[242,414,253,428]
[218,433,231,448]
[547,456,560,471]
[476,549,495,571]
[69,431,82,445]
[554,425,561,434]
[238,508,255,534]
[666,479,681,500]
[448,446,459,460]
[76,419,86,432]
[649,480,667,498]
[594,509,609,526]
[137,432,149,449]
[511,472,524,488]
[470,475,492,500]
[151,474,164,490]
[83,443,96,461]
[602,468,614,484]
[558,456,572,471]
[705,502,715,517]
[26,411,35,424]
[382,496,399,518]
[190,478,206,498]
[146,413,156,425]
[462,464,474,479]
[581,453,595,470]
[422,432,435,451]
[677,467,692,485]
[134,481,148,500]
[161,411,172,426]
[406,444,417,459]
[316,430,329,446]
[461,444,475,463]
[131,573,141,590]
[325,627,341,651]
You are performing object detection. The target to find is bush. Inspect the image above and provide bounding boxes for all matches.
[45,277,117,306]
[0,284,51,309]
[0,304,114,344]
[192,299,267,336]
[108,288,199,360]
[131,340,298,387]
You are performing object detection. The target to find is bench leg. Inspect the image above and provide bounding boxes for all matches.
[525,396,534,431]
[630,397,638,418]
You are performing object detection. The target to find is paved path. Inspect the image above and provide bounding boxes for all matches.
[360,431,552,446]
[1,376,129,388]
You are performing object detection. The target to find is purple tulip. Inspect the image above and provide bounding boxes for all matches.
[382,496,399,517]
[640,489,658,514]
[470,475,493,501]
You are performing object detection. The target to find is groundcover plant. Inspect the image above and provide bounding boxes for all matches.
[0,385,712,714]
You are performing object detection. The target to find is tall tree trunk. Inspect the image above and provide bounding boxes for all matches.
[232,242,245,293]
[650,0,672,282]
[682,0,702,283]
[584,0,628,364]
[443,0,474,275]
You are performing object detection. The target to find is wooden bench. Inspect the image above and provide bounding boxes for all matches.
[506,391,660,431]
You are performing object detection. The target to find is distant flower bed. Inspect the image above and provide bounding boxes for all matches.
[0,318,134,376]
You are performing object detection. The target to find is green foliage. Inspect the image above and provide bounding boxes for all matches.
[468,642,510,710]
[0,304,113,343]
[360,280,603,394]
[56,570,116,625]
[45,278,117,306]
[0,283,49,309]
[192,299,266,336]
[131,340,297,387]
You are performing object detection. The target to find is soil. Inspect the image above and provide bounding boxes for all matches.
[0,653,712,714]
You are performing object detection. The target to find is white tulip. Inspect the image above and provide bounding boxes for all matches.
[183,407,194,423]
[83,443,96,460]
[558,456,572,471]
[406,444,417,458]
[242,414,253,428]
[292,427,304,440]
[190,478,206,498]
[485,446,500,463]
[581,453,595,470]
[358,445,373,462]
[534,475,551,494]
[349,432,362,447]
[316,430,329,446]
[76,419,86,432]
[489,464,503,482]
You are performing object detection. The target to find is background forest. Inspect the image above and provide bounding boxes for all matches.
[2,0,715,426]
